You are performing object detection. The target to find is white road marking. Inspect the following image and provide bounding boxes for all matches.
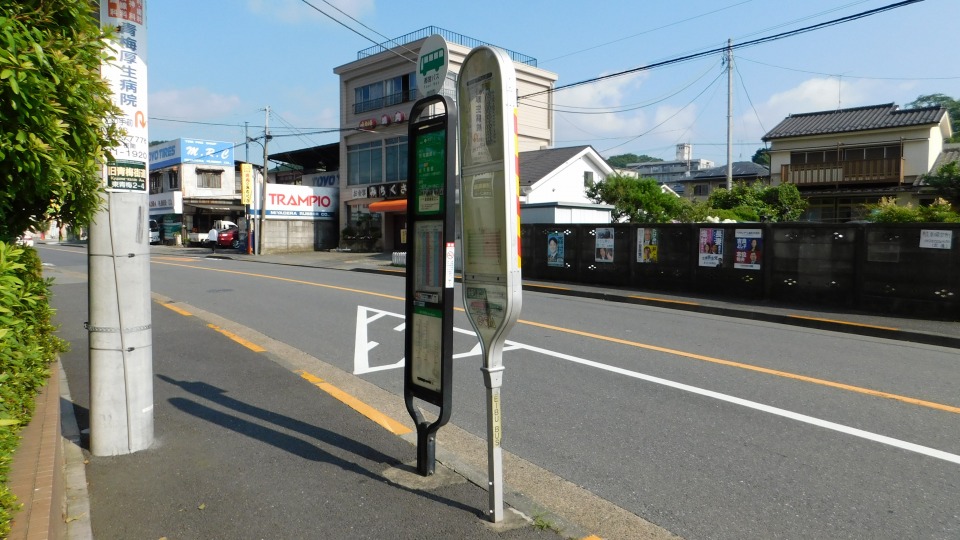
[353,306,960,464]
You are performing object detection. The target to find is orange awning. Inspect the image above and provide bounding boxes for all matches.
[368,199,407,213]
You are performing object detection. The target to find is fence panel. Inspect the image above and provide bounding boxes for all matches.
[629,224,695,292]
[769,224,858,306]
[858,224,960,317]
[691,224,766,299]
[575,224,632,286]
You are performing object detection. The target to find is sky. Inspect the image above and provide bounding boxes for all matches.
[144,0,960,167]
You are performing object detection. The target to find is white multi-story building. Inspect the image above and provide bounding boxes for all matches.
[333,26,558,251]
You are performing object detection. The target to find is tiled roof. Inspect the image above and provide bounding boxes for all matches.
[762,103,947,141]
[518,145,592,186]
[919,143,960,186]
[689,161,770,181]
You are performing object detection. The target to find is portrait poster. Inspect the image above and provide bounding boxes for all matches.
[698,228,724,267]
[637,227,659,263]
[595,227,614,263]
[547,232,564,267]
[734,229,762,270]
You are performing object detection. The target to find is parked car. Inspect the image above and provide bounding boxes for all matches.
[15,232,35,247]
[217,227,244,249]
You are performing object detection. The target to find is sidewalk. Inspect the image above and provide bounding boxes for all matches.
[50,279,582,540]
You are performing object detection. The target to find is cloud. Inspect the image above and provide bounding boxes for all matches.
[150,87,243,120]
[246,0,374,25]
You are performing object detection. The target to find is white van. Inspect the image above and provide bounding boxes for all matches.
[149,220,160,244]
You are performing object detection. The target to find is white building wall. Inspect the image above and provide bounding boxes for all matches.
[525,157,605,205]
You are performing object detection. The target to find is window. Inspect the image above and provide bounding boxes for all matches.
[149,173,162,194]
[355,81,384,114]
[347,141,383,185]
[693,184,709,196]
[197,169,222,189]
[385,136,408,182]
[168,169,179,189]
[355,73,417,114]
[583,171,594,187]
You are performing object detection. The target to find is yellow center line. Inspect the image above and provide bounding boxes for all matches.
[207,324,266,352]
[152,260,404,301]
[160,302,193,316]
[520,319,960,415]
[526,283,572,291]
[152,256,198,262]
[155,259,959,415]
[298,371,412,435]
[628,295,700,306]
[789,315,899,331]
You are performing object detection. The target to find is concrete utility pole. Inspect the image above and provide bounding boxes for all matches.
[257,106,270,255]
[726,38,734,190]
[244,121,250,163]
[89,1,153,456]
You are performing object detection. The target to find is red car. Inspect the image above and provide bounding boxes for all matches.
[216,227,243,249]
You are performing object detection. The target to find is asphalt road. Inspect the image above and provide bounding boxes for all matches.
[42,244,960,539]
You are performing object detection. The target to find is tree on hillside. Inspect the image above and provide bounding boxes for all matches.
[0,1,123,241]
[586,174,688,223]
[708,181,806,222]
[605,153,663,168]
[907,93,960,143]
[922,161,960,208]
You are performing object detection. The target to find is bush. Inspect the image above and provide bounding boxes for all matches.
[865,197,960,223]
[0,243,65,536]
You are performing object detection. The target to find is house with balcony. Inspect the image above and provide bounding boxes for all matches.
[763,103,952,222]
[333,26,558,251]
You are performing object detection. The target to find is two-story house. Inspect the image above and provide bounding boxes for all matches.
[333,26,558,251]
[763,103,953,222]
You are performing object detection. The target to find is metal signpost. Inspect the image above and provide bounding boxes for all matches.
[456,46,522,523]
[403,93,459,476]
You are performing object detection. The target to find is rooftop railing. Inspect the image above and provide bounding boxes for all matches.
[357,26,537,67]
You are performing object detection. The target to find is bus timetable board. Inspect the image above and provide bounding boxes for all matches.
[403,94,458,476]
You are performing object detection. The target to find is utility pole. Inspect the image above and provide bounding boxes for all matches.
[244,121,249,163]
[90,1,153,456]
[726,38,734,190]
[257,106,269,255]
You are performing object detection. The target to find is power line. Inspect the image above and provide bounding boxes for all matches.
[297,0,416,65]
[737,55,960,81]
[734,64,767,135]
[541,0,755,65]
[520,0,924,100]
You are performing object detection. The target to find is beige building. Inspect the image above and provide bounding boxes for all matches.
[333,26,558,251]
[763,103,952,222]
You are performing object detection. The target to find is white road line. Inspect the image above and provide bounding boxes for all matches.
[355,306,960,465]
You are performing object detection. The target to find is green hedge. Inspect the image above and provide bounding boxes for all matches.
[0,242,65,536]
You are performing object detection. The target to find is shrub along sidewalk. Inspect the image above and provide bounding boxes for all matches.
[0,242,65,536]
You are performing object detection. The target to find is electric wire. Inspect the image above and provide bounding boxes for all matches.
[297,0,417,65]
[737,55,960,80]
[520,0,924,100]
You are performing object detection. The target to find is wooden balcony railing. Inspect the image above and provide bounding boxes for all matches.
[782,158,903,186]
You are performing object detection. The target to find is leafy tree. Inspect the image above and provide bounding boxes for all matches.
[921,161,960,208]
[0,1,123,241]
[751,147,770,166]
[707,181,806,222]
[605,153,663,168]
[586,174,688,223]
[907,93,960,143]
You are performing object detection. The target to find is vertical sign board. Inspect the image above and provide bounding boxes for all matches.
[101,0,149,192]
[456,46,522,523]
[403,94,458,476]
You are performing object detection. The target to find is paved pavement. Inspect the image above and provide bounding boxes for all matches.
[45,242,959,540]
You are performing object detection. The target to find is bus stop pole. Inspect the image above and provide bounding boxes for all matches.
[482,345,506,522]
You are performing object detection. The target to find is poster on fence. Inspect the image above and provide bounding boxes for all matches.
[734,229,762,270]
[547,232,565,267]
[698,228,724,267]
[595,227,614,262]
[637,227,659,263]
